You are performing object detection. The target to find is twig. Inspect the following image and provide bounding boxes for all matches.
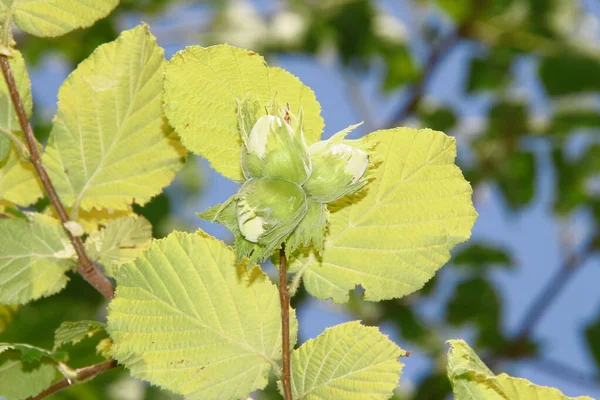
[0,55,115,299]
[514,236,596,341]
[385,0,485,129]
[279,245,293,400]
[27,360,118,400]
[343,69,377,134]
[526,357,600,389]
[385,31,461,129]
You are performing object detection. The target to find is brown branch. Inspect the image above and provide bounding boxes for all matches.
[27,360,118,400]
[526,357,600,389]
[385,32,462,129]
[385,1,486,129]
[0,55,115,299]
[279,245,293,400]
[514,236,596,342]
[489,235,597,369]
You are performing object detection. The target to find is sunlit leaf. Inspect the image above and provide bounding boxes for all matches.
[289,321,405,400]
[447,340,592,399]
[0,49,42,207]
[53,320,106,351]
[0,213,76,304]
[43,24,185,213]
[85,215,152,270]
[0,0,119,38]
[290,128,477,303]
[164,44,323,181]
[0,356,55,400]
[108,231,297,400]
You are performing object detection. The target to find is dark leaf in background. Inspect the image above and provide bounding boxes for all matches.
[453,243,514,270]
[496,151,536,209]
[413,371,452,400]
[540,52,600,96]
[133,193,172,238]
[585,313,600,372]
[548,110,600,137]
[382,44,418,91]
[552,148,588,214]
[466,48,514,93]
[488,101,529,144]
[419,106,457,132]
[446,277,505,350]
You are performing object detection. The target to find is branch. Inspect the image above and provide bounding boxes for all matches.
[514,236,596,342]
[279,245,293,400]
[385,0,486,129]
[526,357,600,389]
[0,55,115,299]
[385,31,461,129]
[27,360,118,400]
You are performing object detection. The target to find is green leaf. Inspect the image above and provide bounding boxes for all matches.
[446,278,504,349]
[0,0,119,39]
[0,304,17,334]
[108,231,297,400]
[540,52,600,96]
[549,110,600,136]
[453,243,514,270]
[419,106,457,132]
[164,44,324,182]
[0,50,42,207]
[43,24,185,213]
[289,321,405,400]
[552,149,587,214]
[447,340,593,399]
[585,314,600,372]
[0,343,66,365]
[85,215,152,270]
[53,320,106,352]
[290,128,477,303]
[466,49,514,93]
[0,356,55,400]
[0,213,76,304]
[381,45,417,92]
[496,151,536,208]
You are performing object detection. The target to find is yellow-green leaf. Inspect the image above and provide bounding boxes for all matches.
[108,231,297,400]
[0,358,55,400]
[0,305,17,334]
[0,0,119,38]
[85,215,152,269]
[0,213,76,304]
[164,44,323,181]
[447,340,593,400]
[0,50,42,206]
[290,321,405,400]
[291,128,477,303]
[43,24,185,213]
[53,320,105,351]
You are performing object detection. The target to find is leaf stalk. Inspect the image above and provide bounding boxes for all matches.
[0,55,115,299]
[26,359,118,400]
[279,245,293,400]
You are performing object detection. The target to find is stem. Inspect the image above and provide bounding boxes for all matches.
[26,360,118,400]
[0,55,115,299]
[279,245,293,400]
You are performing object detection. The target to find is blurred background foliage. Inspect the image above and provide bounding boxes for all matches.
[3,0,600,398]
